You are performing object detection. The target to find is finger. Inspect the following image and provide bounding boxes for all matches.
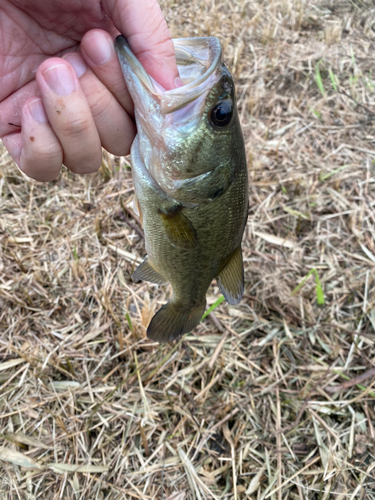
[102,0,179,90]
[63,52,136,156]
[2,132,23,166]
[81,30,134,116]
[2,98,64,182]
[0,80,40,138]
[36,58,102,175]
[19,98,63,182]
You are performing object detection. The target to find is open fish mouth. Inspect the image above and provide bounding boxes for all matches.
[115,36,223,114]
[115,34,242,201]
[115,35,228,192]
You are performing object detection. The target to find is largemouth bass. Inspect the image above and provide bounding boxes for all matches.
[115,36,248,343]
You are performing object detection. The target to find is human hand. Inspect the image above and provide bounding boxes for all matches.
[0,0,179,181]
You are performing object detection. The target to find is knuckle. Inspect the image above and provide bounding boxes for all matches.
[58,114,92,138]
[88,88,112,119]
[40,142,63,161]
[134,33,172,62]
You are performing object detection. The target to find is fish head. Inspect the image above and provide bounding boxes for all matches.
[115,36,244,202]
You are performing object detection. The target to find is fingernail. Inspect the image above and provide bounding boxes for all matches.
[43,64,76,96]
[63,53,87,78]
[28,99,48,123]
[84,32,112,65]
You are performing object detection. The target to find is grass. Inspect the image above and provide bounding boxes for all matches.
[202,296,225,320]
[1,0,375,499]
[291,269,325,306]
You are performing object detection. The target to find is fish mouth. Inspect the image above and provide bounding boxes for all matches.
[115,36,222,114]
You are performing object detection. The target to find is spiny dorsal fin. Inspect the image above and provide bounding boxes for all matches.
[158,205,198,249]
[216,246,244,305]
[147,300,206,343]
[131,256,166,285]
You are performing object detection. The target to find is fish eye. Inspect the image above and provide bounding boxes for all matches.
[210,100,233,128]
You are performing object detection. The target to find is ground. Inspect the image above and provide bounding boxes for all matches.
[1,0,375,499]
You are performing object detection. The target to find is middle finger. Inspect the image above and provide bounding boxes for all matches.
[36,58,102,175]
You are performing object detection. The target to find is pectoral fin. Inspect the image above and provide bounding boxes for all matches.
[159,205,198,249]
[216,246,244,305]
[131,256,166,284]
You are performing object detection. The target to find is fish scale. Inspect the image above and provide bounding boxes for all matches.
[116,35,249,343]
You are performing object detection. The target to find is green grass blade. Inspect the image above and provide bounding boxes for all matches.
[329,68,338,91]
[72,245,78,261]
[202,295,225,319]
[319,164,351,181]
[315,61,326,96]
[292,268,325,305]
[125,312,133,331]
[311,108,322,119]
[314,271,325,305]
[332,370,375,398]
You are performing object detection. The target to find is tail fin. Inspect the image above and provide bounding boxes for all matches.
[147,301,206,343]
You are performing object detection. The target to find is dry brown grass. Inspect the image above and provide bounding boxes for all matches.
[1,0,375,498]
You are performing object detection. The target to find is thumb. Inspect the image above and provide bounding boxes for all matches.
[103,0,179,90]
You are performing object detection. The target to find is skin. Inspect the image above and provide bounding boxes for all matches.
[0,0,179,181]
[116,37,248,341]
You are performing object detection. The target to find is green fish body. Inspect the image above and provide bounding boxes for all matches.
[115,36,248,343]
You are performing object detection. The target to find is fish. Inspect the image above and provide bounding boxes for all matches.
[115,35,248,343]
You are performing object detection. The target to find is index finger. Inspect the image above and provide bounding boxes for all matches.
[103,0,179,90]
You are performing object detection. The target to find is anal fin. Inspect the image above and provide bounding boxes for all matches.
[131,256,166,285]
[158,205,198,249]
[216,246,244,305]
